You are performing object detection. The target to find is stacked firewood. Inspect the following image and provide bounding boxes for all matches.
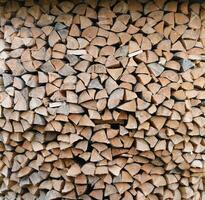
[0,0,205,199]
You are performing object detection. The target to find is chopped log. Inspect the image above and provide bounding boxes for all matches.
[37,14,55,27]
[147,63,164,77]
[66,164,81,177]
[111,20,127,33]
[79,115,95,127]
[136,139,150,151]
[14,91,28,111]
[82,26,98,41]
[6,59,25,76]
[118,100,136,112]
[140,182,154,196]
[181,59,195,71]
[161,70,179,82]
[150,116,166,130]
[67,50,87,55]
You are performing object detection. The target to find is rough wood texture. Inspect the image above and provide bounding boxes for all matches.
[0,0,205,199]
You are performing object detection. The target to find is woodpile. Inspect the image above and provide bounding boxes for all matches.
[0,0,205,199]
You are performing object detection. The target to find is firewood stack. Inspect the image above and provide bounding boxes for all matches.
[1,0,205,199]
